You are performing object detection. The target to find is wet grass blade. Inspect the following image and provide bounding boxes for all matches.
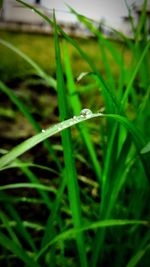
[0,113,148,175]
[63,40,102,183]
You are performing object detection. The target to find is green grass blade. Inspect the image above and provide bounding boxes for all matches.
[0,232,40,267]
[0,112,103,169]
[53,13,88,267]
[0,183,56,193]
[16,0,119,113]
[0,191,37,252]
[0,113,148,176]
[63,40,102,183]
[135,0,148,42]
[126,244,150,267]
[121,40,150,107]
[0,38,56,89]
[0,211,21,246]
[0,80,62,171]
[41,175,66,248]
[36,219,148,260]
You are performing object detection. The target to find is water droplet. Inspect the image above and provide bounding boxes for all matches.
[42,129,45,133]
[73,116,77,119]
[80,109,92,117]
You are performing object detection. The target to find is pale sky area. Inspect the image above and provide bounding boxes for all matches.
[39,0,147,29]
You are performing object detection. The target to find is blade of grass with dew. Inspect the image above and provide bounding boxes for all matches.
[53,13,88,267]
[63,40,102,183]
[0,113,103,169]
[0,80,62,171]
[0,231,40,267]
[0,39,56,89]
[36,219,148,260]
[0,113,149,175]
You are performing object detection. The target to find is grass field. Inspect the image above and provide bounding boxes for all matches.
[0,29,131,82]
[0,0,150,267]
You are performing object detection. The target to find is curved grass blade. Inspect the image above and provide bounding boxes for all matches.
[40,174,66,248]
[0,183,56,193]
[0,161,59,174]
[0,80,62,171]
[0,39,56,89]
[0,232,40,267]
[141,141,150,154]
[0,112,102,169]
[0,211,21,246]
[126,243,150,267]
[121,40,150,107]
[0,191,37,252]
[36,219,148,260]
[0,113,148,177]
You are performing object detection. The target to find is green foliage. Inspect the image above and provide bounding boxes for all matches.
[0,0,150,267]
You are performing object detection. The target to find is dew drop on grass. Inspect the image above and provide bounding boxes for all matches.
[42,129,45,133]
[80,108,93,117]
[69,120,74,125]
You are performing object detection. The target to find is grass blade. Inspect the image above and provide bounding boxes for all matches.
[36,219,148,260]
[63,40,102,183]
[0,112,103,169]
[0,80,62,171]
[53,13,88,267]
[0,232,40,267]
[0,39,56,89]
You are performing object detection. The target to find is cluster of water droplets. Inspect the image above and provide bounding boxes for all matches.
[41,109,94,133]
